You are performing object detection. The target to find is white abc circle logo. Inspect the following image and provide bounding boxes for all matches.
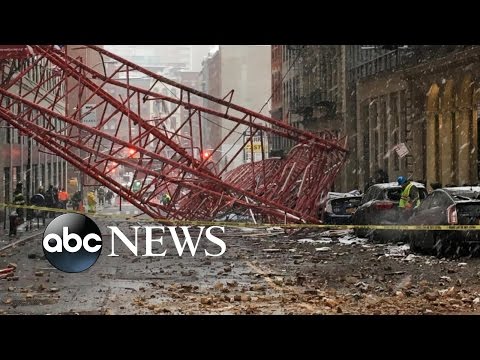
[44,227,102,253]
[42,213,102,273]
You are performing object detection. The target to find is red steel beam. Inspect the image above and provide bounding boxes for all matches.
[0,45,349,224]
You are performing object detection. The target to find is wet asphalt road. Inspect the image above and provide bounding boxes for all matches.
[0,216,293,314]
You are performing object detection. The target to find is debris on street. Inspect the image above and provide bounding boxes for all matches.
[1,224,480,315]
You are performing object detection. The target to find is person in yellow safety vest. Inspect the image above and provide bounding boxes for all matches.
[87,190,97,213]
[398,176,420,210]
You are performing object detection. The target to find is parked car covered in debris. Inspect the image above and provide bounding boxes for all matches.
[408,186,480,257]
[216,213,251,222]
[351,182,428,241]
[322,191,363,224]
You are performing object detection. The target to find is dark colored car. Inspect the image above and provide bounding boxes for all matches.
[408,186,480,257]
[352,182,428,241]
[323,191,363,224]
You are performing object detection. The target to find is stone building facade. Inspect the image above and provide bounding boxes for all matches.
[273,45,479,192]
[356,46,479,191]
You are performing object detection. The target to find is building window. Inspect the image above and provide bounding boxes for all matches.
[361,103,370,184]
[47,163,51,185]
[391,94,399,171]
[4,167,10,204]
[33,164,38,193]
[53,162,57,186]
[451,111,457,183]
[13,166,20,186]
[380,98,387,170]
[434,113,440,181]
[41,164,45,187]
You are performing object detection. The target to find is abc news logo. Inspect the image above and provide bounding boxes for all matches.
[43,214,226,273]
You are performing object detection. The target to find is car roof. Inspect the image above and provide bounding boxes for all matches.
[328,191,362,199]
[370,181,426,189]
[443,186,480,192]
[440,187,480,201]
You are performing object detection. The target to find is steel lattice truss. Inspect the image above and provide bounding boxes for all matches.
[0,45,348,224]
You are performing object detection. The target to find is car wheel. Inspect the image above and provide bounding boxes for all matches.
[467,243,480,257]
[367,229,375,242]
[368,230,382,243]
[409,233,422,253]
[354,227,365,238]
[433,235,456,258]
[411,231,434,254]
[433,234,446,258]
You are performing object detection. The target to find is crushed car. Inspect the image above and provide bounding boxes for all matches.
[322,190,363,224]
[351,182,428,242]
[408,186,480,257]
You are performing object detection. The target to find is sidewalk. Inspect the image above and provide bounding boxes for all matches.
[0,217,51,241]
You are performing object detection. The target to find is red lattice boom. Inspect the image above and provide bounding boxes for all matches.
[0,45,348,224]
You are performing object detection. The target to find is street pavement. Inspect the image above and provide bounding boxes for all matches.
[2,204,480,314]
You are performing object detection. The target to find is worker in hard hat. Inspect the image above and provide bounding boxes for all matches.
[397,176,420,210]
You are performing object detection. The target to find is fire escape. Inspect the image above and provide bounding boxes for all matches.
[289,46,339,139]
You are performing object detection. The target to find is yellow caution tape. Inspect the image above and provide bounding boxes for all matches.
[2,202,480,231]
[0,202,83,215]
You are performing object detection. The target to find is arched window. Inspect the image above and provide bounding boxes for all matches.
[426,83,440,188]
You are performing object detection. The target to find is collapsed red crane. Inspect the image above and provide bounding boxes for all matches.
[0,45,348,224]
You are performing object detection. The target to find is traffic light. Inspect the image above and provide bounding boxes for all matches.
[127,148,140,159]
[132,180,141,192]
[201,151,211,160]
